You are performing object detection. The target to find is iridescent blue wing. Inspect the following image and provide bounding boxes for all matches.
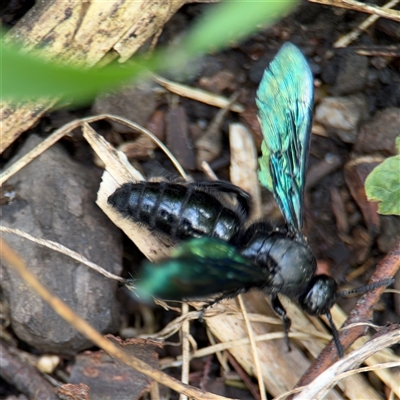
[133,237,270,301]
[256,43,314,233]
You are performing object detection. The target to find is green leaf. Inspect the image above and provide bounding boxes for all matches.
[0,43,143,103]
[183,0,297,55]
[365,154,400,215]
[1,0,297,103]
[396,136,400,153]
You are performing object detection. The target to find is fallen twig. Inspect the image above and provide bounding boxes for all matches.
[297,240,400,386]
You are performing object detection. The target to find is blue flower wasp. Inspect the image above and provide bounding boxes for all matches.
[109,43,393,357]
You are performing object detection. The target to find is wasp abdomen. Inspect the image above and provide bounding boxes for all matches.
[108,181,243,241]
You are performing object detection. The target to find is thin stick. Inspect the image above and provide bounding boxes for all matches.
[0,226,124,283]
[162,330,331,365]
[275,360,400,400]
[0,119,82,186]
[0,114,188,187]
[201,161,219,181]
[102,114,188,180]
[294,327,400,399]
[154,75,244,113]
[206,329,230,372]
[238,295,267,400]
[227,352,261,400]
[308,0,400,22]
[180,302,190,400]
[334,0,399,47]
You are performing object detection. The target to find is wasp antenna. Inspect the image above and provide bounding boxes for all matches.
[326,310,344,358]
[337,278,394,298]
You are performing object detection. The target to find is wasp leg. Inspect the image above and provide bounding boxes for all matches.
[271,294,292,352]
[189,180,251,219]
[198,287,249,322]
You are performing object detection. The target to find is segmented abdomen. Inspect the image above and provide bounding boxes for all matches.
[108,182,243,241]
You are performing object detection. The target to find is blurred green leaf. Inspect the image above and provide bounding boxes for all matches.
[365,141,400,215]
[1,0,297,103]
[183,0,297,54]
[0,44,144,103]
[396,136,400,153]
